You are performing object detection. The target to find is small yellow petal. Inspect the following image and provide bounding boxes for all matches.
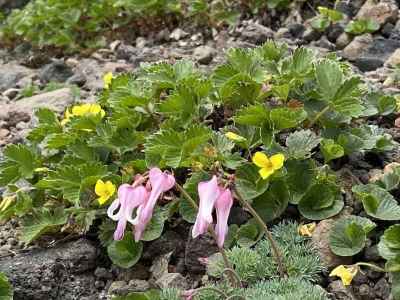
[95,179,106,197]
[98,196,108,205]
[252,152,270,168]
[259,167,274,180]
[103,72,113,89]
[298,222,316,237]
[225,132,246,142]
[330,265,358,286]
[270,153,285,170]
[105,181,116,197]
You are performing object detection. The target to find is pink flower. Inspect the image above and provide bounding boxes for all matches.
[107,177,148,240]
[130,168,175,241]
[192,176,233,248]
[215,188,233,248]
[192,176,220,238]
[182,289,196,300]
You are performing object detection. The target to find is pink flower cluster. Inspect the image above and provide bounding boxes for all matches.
[107,170,233,249]
[107,168,175,241]
[192,175,233,248]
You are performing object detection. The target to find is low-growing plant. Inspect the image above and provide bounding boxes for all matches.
[345,18,380,35]
[311,6,344,32]
[1,41,400,298]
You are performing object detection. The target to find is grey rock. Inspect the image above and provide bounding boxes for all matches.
[354,38,400,71]
[0,239,98,300]
[364,244,381,261]
[154,28,170,42]
[240,22,274,44]
[94,267,113,280]
[136,37,148,49]
[287,23,305,38]
[0,63,34,92]
[327,280,355,300]
[342,34,373,61]
[374,277,391,299]
[336,32,353,49]
[185,231,218,273]
[0,88,76,124]
[357,284,372,299]
[327,22,346,43]
[302,27,323,42]
[335,0,358,17]
[2,88,19,100]
[193,45,215,65]
[116,43,137,60]
[39,60,74,84]
[382,22,395,38]
[108,279,150,297]
[312,219,352,268]
[155,273,188,289]
[356,0,398,29]
[143,231,184,260]
[385,48,400,67]
[66,72,86,87]
[170,28,189,41]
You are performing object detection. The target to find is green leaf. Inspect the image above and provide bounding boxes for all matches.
[291,47,314,76]
[234,104,269,126]
[272,84,289,101]
[236,220,261,248]
[107,233,143,268]
[329,216,375,256]
[320,139,345,163]
[352,184,400,220]
[112,292,151,300]
[379,225,400,260]
[252,180,289,222]
[37,162,109,206]
[285,159,316,204]
[0,144,40,184]
[145,126,211,168]
[219,73,261,108]
[285,130,321,159]
[298,181,344,220]
[0,272,12,300]
[141,206,169,241]
[316,59,343,101]
[21,208,68,244]
[235,163,269,201]
[386,257,400,272]
[270,107,307,130]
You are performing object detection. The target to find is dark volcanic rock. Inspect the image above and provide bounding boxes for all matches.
[39,60,74,84]
[185,231,218,273]
[0,239,98,300]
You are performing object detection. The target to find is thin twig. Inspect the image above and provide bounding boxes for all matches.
[233,185,286,278]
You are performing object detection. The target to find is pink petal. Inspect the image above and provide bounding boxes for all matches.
[108,183,148,241]
[215,188,233,248]
[133,168,175,241]
[192,176,220,238]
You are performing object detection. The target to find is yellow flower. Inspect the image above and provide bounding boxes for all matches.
[298,222,317,237]
[252,152,285,180]
[95,179,116,205]
[225,132,246,142]
[329,265,358,286]
[61,103,105,126]
[0,196,14,212]
[103,72,113,89]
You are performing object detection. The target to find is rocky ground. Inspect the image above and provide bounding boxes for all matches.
[1,0,400,299]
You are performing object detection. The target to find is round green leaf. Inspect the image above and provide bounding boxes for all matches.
[384,225,400,249]
[329,217,368,256]
[385,256,400,272]
[236,220,261,248]
[253,180,289,222]
[352,184,400,220]
[107,233,143,268]
[298,182,344,220]
[321,139,344,163]
[141,207,168,242]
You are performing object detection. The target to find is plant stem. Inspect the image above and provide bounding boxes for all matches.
[307,105,330,128]
[175,182,238,287]
[355,262,386,273]
[233,185,286,278]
